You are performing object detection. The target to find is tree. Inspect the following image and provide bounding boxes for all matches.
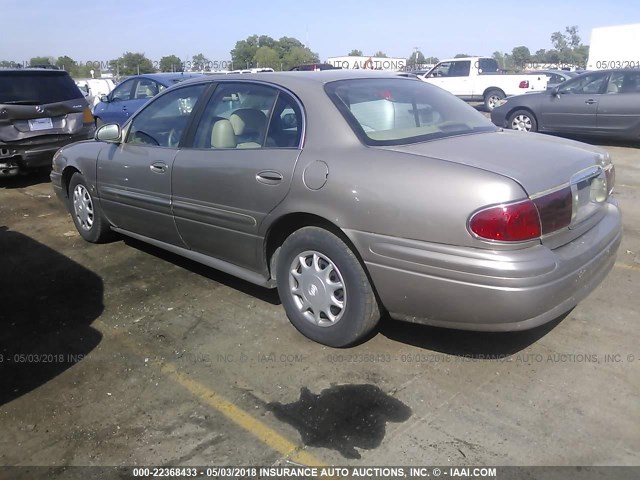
[532,49,547,63]
[55,56,77,74]
[283,46,317,69]
[159,55,183,72]
[276,36,305,60]
[0,60,21,68]
[254,46,280,68]
[30,56,55,67]
[192,53,210,71]
[511,46,531,69]
[348,49,363,56]
[407,50,426,68]
[373,51,388,58]
[492,51,505,69]
[231,35,260,69]
[110,52,155,76]
[454,53,472,58]
[424,56,439,64]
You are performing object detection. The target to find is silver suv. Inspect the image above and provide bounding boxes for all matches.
[0,68,95,177]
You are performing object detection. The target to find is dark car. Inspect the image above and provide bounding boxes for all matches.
[290,63,340,71]
[0,69,94,177]
[92,72,202,126]
[491,69,640,140]
[528,69,577,88]
[51,71,621,347]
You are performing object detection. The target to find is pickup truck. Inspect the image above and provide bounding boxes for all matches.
[417,57,548,111]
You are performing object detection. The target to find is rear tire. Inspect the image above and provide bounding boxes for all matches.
[276,227,380,347]
[68,172,113,243]
[508,109,538,132]
[484,89,505,111]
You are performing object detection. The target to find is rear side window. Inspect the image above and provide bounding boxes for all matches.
[0,72,83,104]
[326,78,496,146]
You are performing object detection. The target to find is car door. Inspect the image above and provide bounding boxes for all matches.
[596,71,640,136]
[97,83,208,245]
[425,61,471,97]
[172,82,303,271]
[538,71,608,132]
[95,78,135,125]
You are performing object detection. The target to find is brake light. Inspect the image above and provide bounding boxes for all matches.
[518,80,530,88]
[605,165,615,195]
[469,187,577,242]
[83,106,94,124]
[469,200,541,241]
[532,186,573,234]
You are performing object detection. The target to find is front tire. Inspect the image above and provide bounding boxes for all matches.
[508,109,538,132]
[276,227,380,347]
[69,172,113,243]
[484,89,505,111]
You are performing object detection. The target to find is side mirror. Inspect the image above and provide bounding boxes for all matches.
[95,124,121,143]
[549,86,560,96]
[99,94,110,103]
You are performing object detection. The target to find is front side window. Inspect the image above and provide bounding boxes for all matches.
[126,84,206,147]
[448,61,471,77]
[192,82,280,149]
[134,79,159,99]
[111,79,134,101]
[559,73,607,94]
[326,78,496,146]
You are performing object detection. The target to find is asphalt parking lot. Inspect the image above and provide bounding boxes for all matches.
[1,138,639,475]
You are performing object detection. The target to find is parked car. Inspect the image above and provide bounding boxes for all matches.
[92,72,201,126]
[528,69,578,88]
[290,63,340,71]
[51,71,621,347]
[416,57,548,110]
[491,69,640,139]
[74,77,116,108]
[0,68,95,177]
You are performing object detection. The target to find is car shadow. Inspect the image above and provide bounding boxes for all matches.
[0,169,52,189]
[121,237,281,306]
[377,311,568,358]
[0,227,104,405]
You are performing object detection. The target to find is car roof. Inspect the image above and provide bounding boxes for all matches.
[0,68,69,75]
[125,72,203,85]
[182,69,406,89]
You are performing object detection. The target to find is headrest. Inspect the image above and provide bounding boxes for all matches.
[211,119,237,149]
[229,108,267,135]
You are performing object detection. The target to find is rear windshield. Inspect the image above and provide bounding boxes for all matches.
[0,71,83,105]
[325,78,496,146]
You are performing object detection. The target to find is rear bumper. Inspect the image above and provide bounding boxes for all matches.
[0,128,94,176]
[344,201,622,331]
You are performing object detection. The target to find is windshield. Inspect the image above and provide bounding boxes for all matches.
[0,71,83,105]
[325,78,496,146]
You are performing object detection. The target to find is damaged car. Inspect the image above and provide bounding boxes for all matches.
[0,68,95,177]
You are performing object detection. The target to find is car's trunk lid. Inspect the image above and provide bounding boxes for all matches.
[380,130,611,247]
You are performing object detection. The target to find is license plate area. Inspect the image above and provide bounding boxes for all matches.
[28,118,54,131]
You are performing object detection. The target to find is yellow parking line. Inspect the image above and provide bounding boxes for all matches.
[615,262,640,272]
[94,321,325,467]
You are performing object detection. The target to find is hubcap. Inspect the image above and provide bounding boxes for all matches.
[72,184,94,231]
[511,114,532,132]
[289,250,346,327]
[488,96,501,109]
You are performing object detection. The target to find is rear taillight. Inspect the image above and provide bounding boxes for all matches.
[83,106,94,124]
[518,80,530,88]
[469,200,541,241]
[469,187,576,242]
[605,164,615,195]
[532,186,573,234]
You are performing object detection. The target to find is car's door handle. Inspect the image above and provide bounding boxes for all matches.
[150,162,167,174]
[256,170,283,185]
[585,99,597,104]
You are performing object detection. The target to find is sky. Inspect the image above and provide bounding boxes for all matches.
[1,0,639,65]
